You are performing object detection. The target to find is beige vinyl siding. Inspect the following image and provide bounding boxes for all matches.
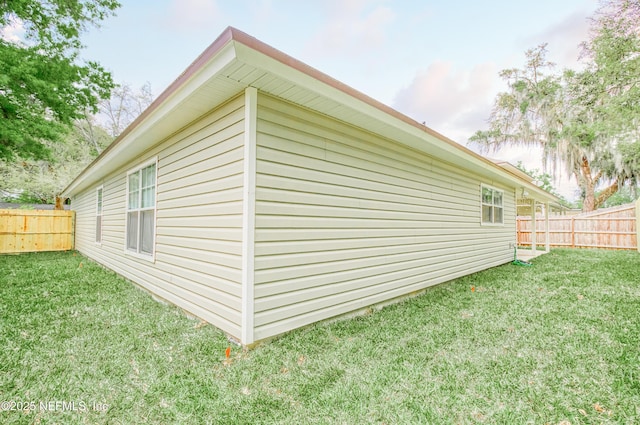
[253,94,516,340]
[73,94,246,339]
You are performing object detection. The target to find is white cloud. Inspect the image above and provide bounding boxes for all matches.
[392,60,580,199]
[164,0,223,31]
[496,8,593,199]
[520,10,592,68]
[1,19,25,44]
[307,0,395,57]
[392,61,496,143]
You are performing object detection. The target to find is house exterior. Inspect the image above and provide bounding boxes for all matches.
[62,27,558,346]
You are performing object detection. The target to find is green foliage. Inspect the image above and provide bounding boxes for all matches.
[0,119,112,203]
[1,191,45,205]
[0,81,152,203]
[515,161,559,196]
[470,0,640,211]
[583,0,640,126]
[515,161,574,208]
[618,141,640,178]
[470,44,564,162]
[600,184,639,208]
[0,0,120,161]
[583,3,638,141]
[2,0,121,50]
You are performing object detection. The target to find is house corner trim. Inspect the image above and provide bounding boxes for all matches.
[241,86,258,345]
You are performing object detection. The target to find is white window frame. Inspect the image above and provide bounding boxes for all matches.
[481,184,504,226]
[125,158,158,261]
[95,186,103,245]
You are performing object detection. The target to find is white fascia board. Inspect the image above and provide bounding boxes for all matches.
[233,43,553,199]
[63,42,240,197]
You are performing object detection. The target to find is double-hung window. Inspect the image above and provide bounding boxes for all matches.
[126,160,157,257]
[96,187,103,244]
[481,185,504,225]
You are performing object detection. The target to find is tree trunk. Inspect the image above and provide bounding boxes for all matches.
[582,182,597,212]
[579,156,598,212]
[576,156,621,212]
[581,179,619,212]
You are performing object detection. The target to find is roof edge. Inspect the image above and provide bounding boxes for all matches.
[227,28,560,202]
[62,27,239,197]
[228,28,524,183]
[63,26,560,204]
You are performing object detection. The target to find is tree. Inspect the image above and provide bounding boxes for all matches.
[99,82,154,137]
[582,0,640,125]
[470,44,564,171]
[581,0,640,195]
[0,121,112,203]
[471,0,640,212]
[0,80,154,204]
[559,67,622,212]
[0,0,120,161]
[515,161,566,200]
[599,184,639,208]
[468,45,615,211]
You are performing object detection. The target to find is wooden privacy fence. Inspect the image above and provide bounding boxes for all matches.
[517,202,639,251]
[0,209,75,254]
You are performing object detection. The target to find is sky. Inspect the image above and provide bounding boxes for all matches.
[79,0,600,200]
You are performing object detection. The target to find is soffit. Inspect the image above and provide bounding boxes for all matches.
[224,42,559,203]
[64,28,559,205]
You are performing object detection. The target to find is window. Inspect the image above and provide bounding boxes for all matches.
[481,185,504,225]
[126,160,157,256]
[95,187,103,244]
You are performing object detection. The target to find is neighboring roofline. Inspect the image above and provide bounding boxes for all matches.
[62,26,559,204]
[489,159,531,182]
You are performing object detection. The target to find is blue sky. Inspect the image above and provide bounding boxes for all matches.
[81,0,600,199]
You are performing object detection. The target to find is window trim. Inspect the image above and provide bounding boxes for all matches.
[480,184,505,226]
[95,185,103,245]
[124,157,158,261]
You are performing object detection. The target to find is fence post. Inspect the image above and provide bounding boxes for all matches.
[571,216,575,248]
[531,198,537,253]
[71,211,76,251]
[545,201,550,252]
[636,198,640,253]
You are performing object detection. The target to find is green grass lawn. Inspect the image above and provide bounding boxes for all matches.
[1,249,639,424]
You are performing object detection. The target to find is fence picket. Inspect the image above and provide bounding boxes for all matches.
[0,209,75,254]
[517,203,637,250]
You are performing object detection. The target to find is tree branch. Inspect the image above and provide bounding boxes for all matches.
[595,179,620,209]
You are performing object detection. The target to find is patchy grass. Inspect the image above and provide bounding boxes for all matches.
[1,249,639,424]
